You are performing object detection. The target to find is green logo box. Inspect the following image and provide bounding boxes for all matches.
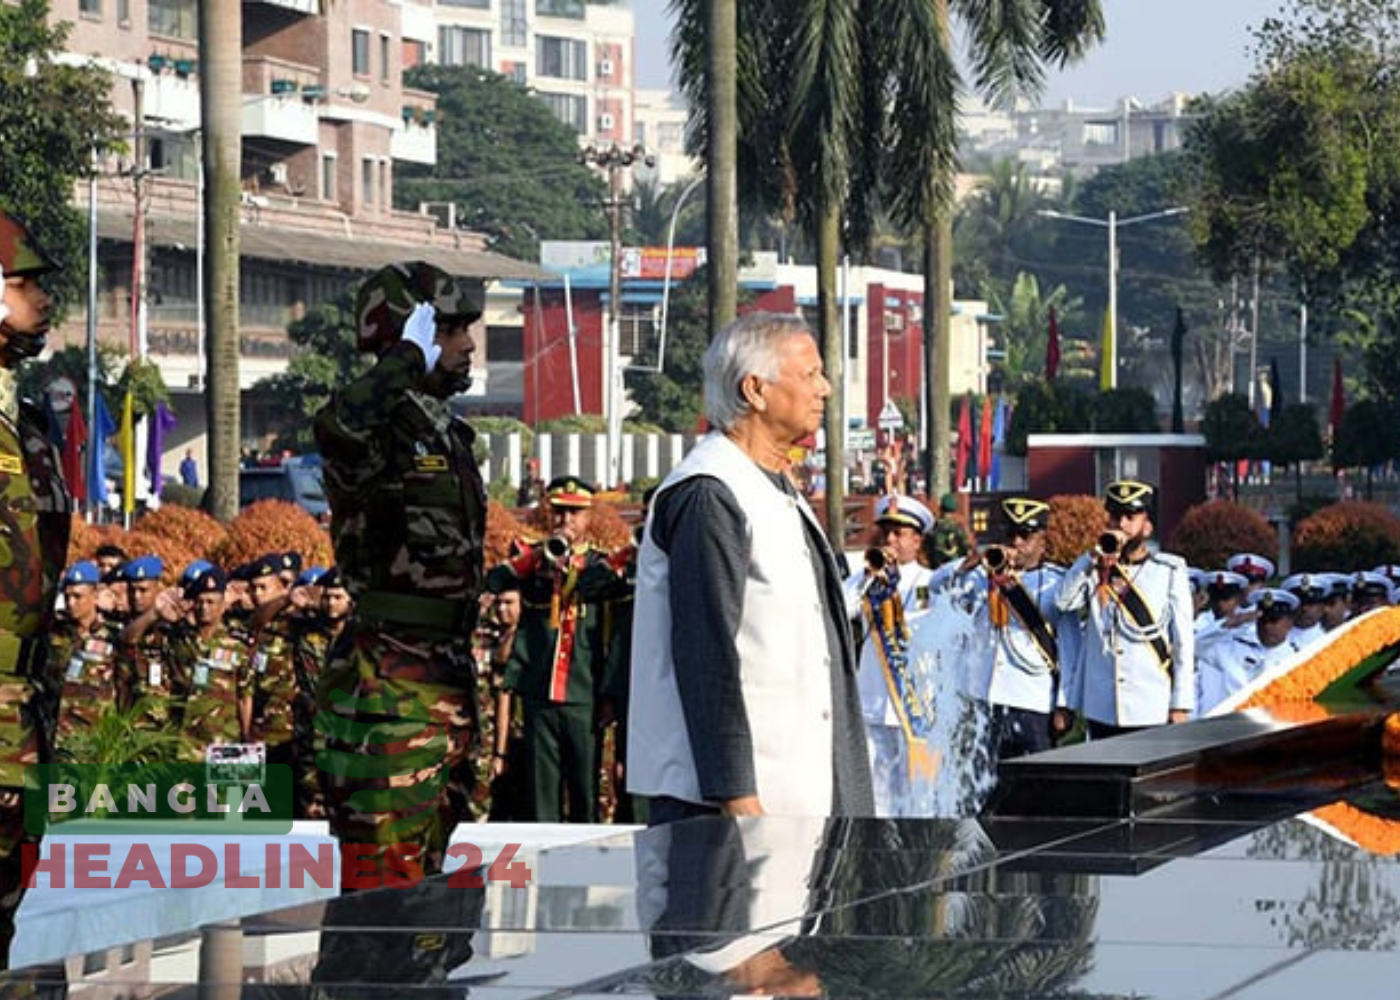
[24,763,295,835]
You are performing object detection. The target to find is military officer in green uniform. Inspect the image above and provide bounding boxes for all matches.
[0,210,73,968]
[311,261,488,992]
[48,561,124,757]
[165,567,254,762]
[289,567,351,818]
[118,555,182,731]
[242,552,301,775]
[487,476,612,823]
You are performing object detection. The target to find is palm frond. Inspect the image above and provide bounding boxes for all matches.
[954,0,1048,106]
[1039,0,1106,66]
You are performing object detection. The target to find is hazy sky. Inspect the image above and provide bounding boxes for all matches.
[634,0,1287,107]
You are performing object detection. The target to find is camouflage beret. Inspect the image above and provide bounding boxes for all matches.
[0,209,60,277]
[355,261,483,356]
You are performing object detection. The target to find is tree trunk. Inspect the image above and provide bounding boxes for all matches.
[706,0,738,337]
[818,201,844,543]
[923,214,953,499]
[200,0,242,521]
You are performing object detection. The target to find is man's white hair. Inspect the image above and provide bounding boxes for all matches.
[702,312,814,431]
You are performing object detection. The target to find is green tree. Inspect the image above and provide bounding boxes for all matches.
[1264,401,1325,501]
[254,287,367,450]
[625,270,713,432]
[1333,398,1396,497]
[0,0,123,312]
[986,272,1083,386]
[1004,381,1092,456]
[1200,392,1264,499]
[1090,387,1158,433]
[396,66,608,261]
[953,159,1060,302]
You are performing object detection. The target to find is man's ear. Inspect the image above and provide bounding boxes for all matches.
[742,374,766,411]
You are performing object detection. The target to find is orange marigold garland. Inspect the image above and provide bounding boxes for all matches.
[1215,607,1400,714]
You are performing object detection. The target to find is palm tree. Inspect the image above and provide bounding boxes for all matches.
[876,0,1105,495]
[200,0,242,520]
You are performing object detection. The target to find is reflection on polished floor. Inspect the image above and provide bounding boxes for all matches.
[9,707,1400,998]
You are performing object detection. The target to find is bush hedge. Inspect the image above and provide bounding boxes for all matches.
[1292,501,1400,572]
[1167,500,1277,570]
[1045,494,1106,567]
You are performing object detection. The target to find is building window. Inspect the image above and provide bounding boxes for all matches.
[501,0,526,46]
[361,157,374,205]
[442,0,490,6]
[536,0,583,18]
[439,26,492,68]
[380,33,391,83]
[403,38,426,69]
[535,35,586,80]
[79,0,101,17]
[619,304,659,361]
[352,29,371,76]
[486,326,523,362]
[117,0,130,25]
[148,0,196,39]
[537,91,587,134]
[379,159,389,208]
[1083,121,1118,146]
[503,61,527,84]
[321,154,337,202]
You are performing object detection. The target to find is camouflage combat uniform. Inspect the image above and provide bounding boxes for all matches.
[121,622,181,732]
[167,623,253,764]
[47,615,124,756]
[314,338,486,881]
[247,608,299,771]
[289,612,340,816]
[0,392,71,965]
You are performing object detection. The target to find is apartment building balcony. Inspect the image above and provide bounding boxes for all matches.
[392,87,438,165]
[243,0,319,15]
[242,56,320,146]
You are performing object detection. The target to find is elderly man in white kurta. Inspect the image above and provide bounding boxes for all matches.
[628,312,873,825]
[1055,480,1195,739]
[841,493,935,816]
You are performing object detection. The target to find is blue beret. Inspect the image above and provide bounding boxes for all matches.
[182,565,227,599]
[180,559,214,584]
[61,561,101,587]
[296,566,327,587]
[122,555,165,582]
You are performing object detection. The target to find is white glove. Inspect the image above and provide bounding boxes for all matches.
[0,261,9,327]
[401,301,441,372]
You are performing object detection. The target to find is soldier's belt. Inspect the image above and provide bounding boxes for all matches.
[356,590,466,635]
[0,632,44,678]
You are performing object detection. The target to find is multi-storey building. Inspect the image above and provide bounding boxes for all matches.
[430,0,636,145]
[43,0,541,473]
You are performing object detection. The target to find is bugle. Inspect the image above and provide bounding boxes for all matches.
[983,544,1011,573]
[544,535,571,562]
[865,547,888,573]
[1096,532,1121,558]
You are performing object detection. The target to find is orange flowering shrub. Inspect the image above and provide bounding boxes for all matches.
[134,505,228,557]
[210,500,333,571]
[1292,501,1400,573]
[485,501,528,567]
[1309,802,1400,855]
[1168,500,1277,571]
[67,517,125,565]
[123,530,202,583]
[1045,495,1105,567]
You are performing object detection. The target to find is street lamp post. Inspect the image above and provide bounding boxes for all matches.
[580,141,654,489]
[657,174,705,374]
[1038,206,1187,389]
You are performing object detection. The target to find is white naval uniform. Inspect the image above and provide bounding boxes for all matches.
[1289,621,1325,650]
[1196,631,1300,716]
[931,562,1071,713]
[1055,549,1196,727]
[843,560,935,727]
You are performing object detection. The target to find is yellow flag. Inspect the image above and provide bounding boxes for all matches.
[120,390,135,515]
[1099,309,1114,390]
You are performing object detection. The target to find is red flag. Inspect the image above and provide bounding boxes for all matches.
[1329,357,1345,433]
[1045,306,1061,380]
[63,402,86,502]
[955,393,972,488]
[978,393,995,481]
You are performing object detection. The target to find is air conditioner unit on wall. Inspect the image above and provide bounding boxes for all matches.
[598,113,615,131]
[598,58,614,77]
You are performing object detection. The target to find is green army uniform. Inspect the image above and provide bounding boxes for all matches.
[248,607,299,768]
[488,549,612,823]
[314,326,486,881]
[121,622,181,731]
[47,616,123,757]
[168,623,253,764]
[0,212,73,969]
[925,497,973,568]
[289,612,338,816]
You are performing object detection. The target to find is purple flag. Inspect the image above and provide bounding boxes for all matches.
[147,401,177,494]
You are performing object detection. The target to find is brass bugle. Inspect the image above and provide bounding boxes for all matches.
[983,545,1010,573]
[1097,532,1121,557]
[544,535,571,562]
[865,547,888,572]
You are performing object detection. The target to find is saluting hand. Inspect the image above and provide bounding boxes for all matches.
[401,301,442,372]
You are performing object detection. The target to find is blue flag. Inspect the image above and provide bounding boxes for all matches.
[990,396,1007,490]
[88,393,117,506]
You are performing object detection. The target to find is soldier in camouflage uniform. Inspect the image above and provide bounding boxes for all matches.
[243,552,302,776]
[289,567,352,817]
[0,210,73,968]
[47,562,124,758]
[118,555,182,731]
[311,262,487,993]
[165,568,254,762]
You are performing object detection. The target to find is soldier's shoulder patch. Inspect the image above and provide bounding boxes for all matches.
[0,453,23,475]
